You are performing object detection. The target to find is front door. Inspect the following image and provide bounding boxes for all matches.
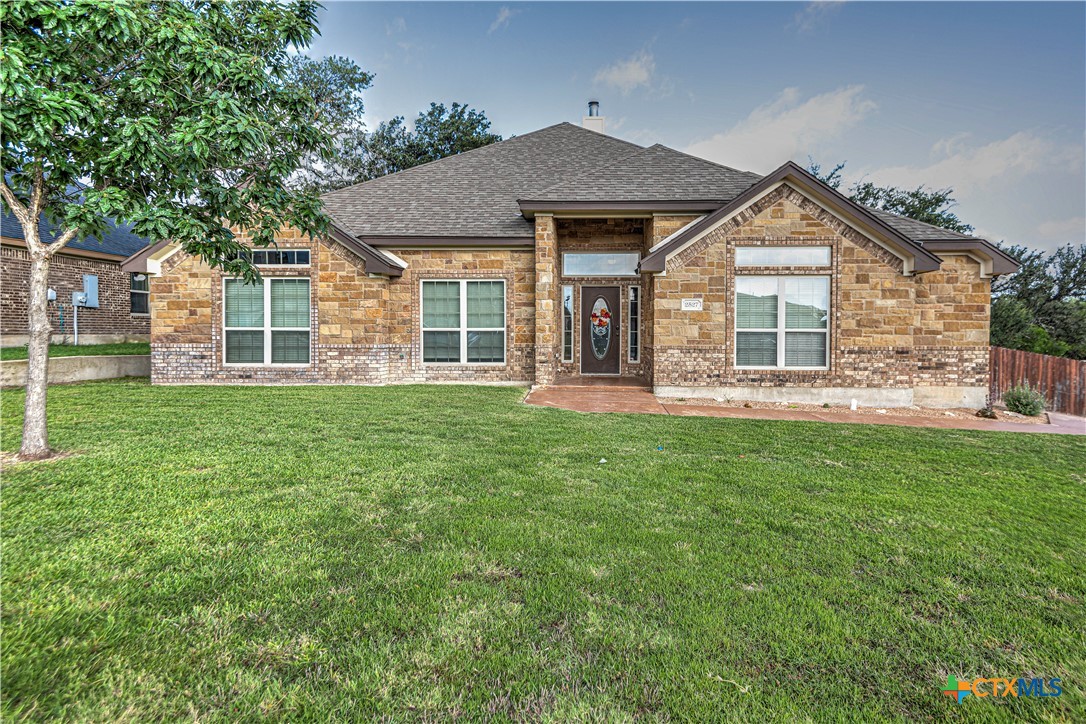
[580,286,621,375]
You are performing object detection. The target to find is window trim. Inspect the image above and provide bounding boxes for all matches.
[734,275,830,371]
[562,285,574,363]
[420,279,507,366]
[237,248,312,267]
[627,285,640,363]
[735,245,832,267]
[222,276,312,367]
[130,273,150,316]
[562,252,640,277]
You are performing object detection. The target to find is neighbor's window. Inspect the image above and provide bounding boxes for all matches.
[236,249,311,266]
[735,276,829,368]
[224,278,311,364]
[130,273,149,314]
[422,280,506,364]
[735,246,831,267]
[562,252,640,277]
[562,285,574,362]
[628,286,640,363]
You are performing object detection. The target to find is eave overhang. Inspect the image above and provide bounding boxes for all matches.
[921,239,1021,277]
[517,199,724,218]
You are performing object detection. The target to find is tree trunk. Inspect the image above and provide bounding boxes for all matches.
[21,252,53,459]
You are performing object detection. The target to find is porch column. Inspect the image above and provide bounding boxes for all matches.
[534,213,559,385]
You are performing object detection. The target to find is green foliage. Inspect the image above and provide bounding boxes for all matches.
[807,160,973,233]
[0,343,149,361]
[0,0,363,280]
[300,102,502,192]
[2,381,1084,719]
[992,244,1086,359]
[1002,384,1046,416]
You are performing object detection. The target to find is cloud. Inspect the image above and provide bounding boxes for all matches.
[791,1,845,33]
[488,6,518,35]
[856,132,1083,196]
[385,17,406,36]
[685,86,877,172]
[1034,216,1086,244]
[594,51,656,95]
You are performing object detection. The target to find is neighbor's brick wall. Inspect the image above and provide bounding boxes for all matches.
[1,242,150,342]
[652,185,991,390]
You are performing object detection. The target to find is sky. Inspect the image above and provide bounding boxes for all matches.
[306,1,1086,251]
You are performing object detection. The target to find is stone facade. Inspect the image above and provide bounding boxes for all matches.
[1,242,150,345]
[150,227,535,385]
[651,186,991,406]
[147,188,994,407]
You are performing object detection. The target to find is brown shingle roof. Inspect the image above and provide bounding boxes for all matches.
[524,144,761,203]
[321,123,643,239]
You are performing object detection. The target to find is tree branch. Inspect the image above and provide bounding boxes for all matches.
[45,227,80,257]
[0,181,30,227]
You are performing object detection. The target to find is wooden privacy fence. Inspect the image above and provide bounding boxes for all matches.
[989,346,1085,417]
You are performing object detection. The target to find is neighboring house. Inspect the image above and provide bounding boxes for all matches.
[2,210,151,346]
[125,111,1018,407]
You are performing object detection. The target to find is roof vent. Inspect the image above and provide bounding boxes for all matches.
[582,101,605,134]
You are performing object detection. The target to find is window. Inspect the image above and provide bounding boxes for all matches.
[628,286,640,363]
[735,246,831,267]
[130,273,149,314]
[735,276,829,368]
[236,249,311,266]
[224,278,310,364]
[562,252,640,277]
[562,285,574,363]
[422,280,506,364]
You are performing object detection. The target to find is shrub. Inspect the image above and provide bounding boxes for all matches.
[1002,384,1045,416]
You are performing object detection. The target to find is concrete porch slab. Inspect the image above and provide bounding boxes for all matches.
[524,385,1085,435]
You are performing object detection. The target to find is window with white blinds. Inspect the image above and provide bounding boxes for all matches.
[422,280,506,364]
[224,277,310,365]
[735,276,829,369]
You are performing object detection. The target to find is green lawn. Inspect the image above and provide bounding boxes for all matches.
[0,342,150,361]
[2,380,1083,721]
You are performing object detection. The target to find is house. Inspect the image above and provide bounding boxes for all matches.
[1,210,151,346]
[124,110,1019,407]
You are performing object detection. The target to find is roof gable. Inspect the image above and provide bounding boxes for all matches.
[640,162,944,274]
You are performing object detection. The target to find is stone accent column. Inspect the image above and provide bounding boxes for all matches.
[533,214,558,385]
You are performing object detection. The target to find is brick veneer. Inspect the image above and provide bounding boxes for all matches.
[1,242,150,344]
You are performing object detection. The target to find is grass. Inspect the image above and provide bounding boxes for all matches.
[0,342,150,361]
[2,380,1083,721]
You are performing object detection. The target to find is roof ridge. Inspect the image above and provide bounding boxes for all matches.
[322,122,643,199]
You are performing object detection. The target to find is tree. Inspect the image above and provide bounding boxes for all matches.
[0,0,362,459]
[808,160,973,233]
[991,244,1086,359]
[298,102,502,192]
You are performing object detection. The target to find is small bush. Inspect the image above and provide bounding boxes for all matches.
[1002,385,1045,416]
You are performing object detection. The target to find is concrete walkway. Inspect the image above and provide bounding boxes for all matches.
[525,385,1085,435]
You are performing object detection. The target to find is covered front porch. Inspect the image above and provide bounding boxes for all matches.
[531,214,700,386]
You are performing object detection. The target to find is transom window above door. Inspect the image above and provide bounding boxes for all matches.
[562,252,640,277]
[735,276,829,369]
[422,280,506,364]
